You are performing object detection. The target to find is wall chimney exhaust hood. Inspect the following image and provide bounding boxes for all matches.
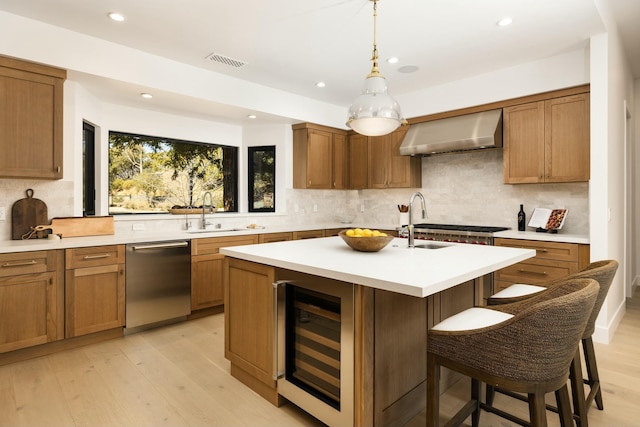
[399,109,503,156]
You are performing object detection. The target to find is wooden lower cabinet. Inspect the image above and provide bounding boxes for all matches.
[224,258,280,404]
[494,238,590,292]
[65,245,125,338]
[192,235,259,310]
[0,250,64,353]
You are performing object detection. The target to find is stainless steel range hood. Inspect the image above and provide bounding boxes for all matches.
[399,109,503,156]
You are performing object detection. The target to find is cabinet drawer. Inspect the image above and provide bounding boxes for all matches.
[0,251,55,277]
[258,232,293,243]
[494,238,579,262]
[192,235,259,255]
[293,230,325,240]
[65,245,124,269]
[494,258,577,285]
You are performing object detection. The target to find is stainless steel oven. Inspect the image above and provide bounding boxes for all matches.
[273,273,354,427]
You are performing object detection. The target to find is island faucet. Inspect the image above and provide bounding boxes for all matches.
[201,191,214,229]
[407,191,427,248]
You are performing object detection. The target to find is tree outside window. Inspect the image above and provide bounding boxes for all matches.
[248,146,275,212]
[108,131,238,214]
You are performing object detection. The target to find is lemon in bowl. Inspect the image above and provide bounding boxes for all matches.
[339,229,394,252]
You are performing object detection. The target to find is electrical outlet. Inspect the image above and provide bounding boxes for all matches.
[0,207,6,221]
[313,204,318,212]
[360,204,365,213]
[132,223,145,231]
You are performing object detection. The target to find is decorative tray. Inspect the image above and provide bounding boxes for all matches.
[169,208,212,215]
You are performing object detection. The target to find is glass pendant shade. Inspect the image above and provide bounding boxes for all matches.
[347,75,403,136]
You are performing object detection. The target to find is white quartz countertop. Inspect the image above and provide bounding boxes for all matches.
[494,229,589,244]
[220,236,536,298]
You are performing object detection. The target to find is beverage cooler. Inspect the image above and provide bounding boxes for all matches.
[273,276,354,427]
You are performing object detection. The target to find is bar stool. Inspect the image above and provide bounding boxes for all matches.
[427,278,599,427]
[486,260,618,426]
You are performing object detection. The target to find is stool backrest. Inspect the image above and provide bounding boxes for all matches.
[567,260,618,337]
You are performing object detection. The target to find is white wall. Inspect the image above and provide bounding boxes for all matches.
[588,0,636,342]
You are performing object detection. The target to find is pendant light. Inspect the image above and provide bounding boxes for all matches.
[346,0,406,137]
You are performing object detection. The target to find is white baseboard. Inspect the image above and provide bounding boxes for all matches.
[592,300,626,344]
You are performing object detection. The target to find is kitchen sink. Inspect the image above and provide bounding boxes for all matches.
[187,228,244,233]
[413,242,451,249]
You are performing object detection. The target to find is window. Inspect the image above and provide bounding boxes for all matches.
[82,122,96,216]
[248,146,275,212]
[108,131,238,214]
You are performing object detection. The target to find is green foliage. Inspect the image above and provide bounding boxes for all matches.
[108,131,232,213]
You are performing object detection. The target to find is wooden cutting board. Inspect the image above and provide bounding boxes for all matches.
[32,216,115,238]
[12,189,48,240]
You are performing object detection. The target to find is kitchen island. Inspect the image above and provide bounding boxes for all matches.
[221,236,534,427]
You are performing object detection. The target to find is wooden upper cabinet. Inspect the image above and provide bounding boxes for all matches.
[0,56,66,179]
[368,126,421,189]
[503,101,546,183]
[332,132,348,189]
[293,123,348,189]
[545,94,590,182]
[348,133,368,189]
[503,92,590,184]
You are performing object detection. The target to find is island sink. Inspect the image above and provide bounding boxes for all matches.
[413,242,451,250]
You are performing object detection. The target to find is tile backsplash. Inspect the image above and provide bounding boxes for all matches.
[0,149,588,240]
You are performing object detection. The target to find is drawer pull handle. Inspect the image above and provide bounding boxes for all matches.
[2,260,38,268]
[82,254,111,260]
[518,269,547,275]
[536,249,549,253]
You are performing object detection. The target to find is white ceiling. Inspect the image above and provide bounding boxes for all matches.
[1,0,638,125]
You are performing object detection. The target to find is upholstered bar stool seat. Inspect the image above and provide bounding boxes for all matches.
[489,283,546,300]
[427,278,599,427]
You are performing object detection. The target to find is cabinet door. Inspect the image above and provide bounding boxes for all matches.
[306,129,333,188]
[65,264,125,337]
[367,135,389,188]
[224,258,276,388]
[349,133,368,189]
[387,127,418,188]
[0,58,65,179]
[0,271,59,353]
[332,133,348,189]
[545,94,590,182]
[503,101,546,184]
[191,253,224,310]
[191,235,259,311]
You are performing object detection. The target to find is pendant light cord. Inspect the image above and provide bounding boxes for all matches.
[369,0,381,77]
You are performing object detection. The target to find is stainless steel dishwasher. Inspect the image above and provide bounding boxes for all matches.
[125,240,191,333]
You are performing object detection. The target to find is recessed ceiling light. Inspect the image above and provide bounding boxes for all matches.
[387,57,399,64]
[140,93,153,99]
[497,17,513,27]
[108,12,126,22]
[247,114,257,119]
[315,81,326,88]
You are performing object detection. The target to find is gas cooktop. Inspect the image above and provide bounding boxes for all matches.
[412,223,510,233]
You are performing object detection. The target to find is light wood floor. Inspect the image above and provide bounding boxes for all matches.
[1,288,638,427]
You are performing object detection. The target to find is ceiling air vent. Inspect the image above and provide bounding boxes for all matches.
[205,53,247,68]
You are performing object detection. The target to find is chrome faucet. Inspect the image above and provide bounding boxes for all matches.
[407,191,427,248]
[201,191,214,229]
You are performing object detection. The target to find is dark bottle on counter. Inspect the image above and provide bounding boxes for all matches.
[517,204,526,231]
